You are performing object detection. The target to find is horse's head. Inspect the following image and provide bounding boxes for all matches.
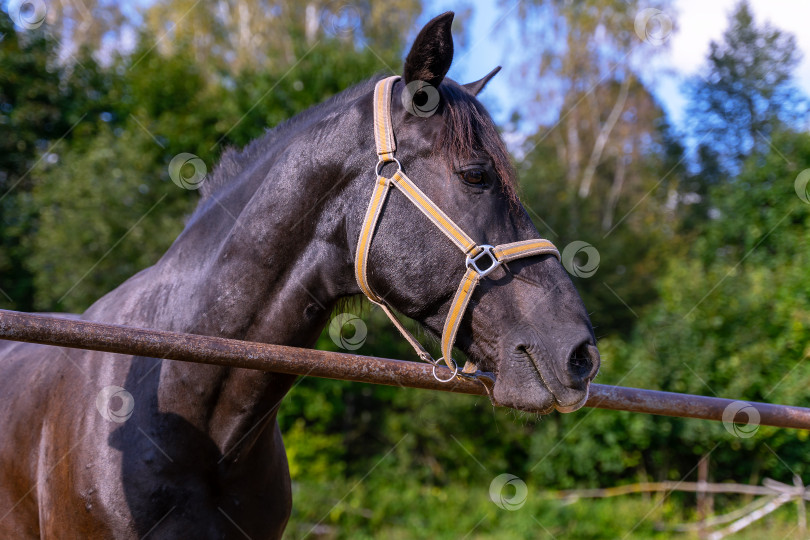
[350,12,599,414]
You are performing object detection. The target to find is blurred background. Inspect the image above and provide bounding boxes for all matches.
[1,0,809,537]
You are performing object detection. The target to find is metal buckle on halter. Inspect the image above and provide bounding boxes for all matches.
[465,245,501,278]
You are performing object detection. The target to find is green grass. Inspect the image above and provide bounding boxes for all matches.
[283,474,802,539]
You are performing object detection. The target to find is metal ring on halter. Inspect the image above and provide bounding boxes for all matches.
[432,357,459,383]
[375,157,402,178]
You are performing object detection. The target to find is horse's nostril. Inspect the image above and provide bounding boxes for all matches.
[568,342,594,381]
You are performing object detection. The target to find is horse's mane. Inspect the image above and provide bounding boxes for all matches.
[200,75,518,203]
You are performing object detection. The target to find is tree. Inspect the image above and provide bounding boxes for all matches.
[513,0,674,205]
[509,0,683,336]
[142,0,420,76]
[686,0,807,173]
[0,12,110,309]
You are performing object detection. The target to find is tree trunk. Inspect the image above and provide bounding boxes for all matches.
[602,153,627,231]
[578,75,631,198]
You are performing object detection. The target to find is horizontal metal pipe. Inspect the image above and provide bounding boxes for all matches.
[1,309,808,430]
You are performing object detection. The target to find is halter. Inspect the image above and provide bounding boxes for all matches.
[355,76,561,382]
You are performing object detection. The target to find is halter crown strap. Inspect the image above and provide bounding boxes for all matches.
[373,76,398,161]
[355,76,561,380]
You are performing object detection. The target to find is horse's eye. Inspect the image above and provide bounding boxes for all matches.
[460,169,485,185]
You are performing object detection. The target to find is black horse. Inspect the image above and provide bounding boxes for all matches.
[0,12,599,539]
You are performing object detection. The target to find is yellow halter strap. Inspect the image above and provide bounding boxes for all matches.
[355,76,561,382]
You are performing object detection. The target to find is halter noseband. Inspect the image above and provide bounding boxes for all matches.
[355,76,561,382]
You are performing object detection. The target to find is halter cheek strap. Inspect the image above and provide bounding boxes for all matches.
[355,75,561,382]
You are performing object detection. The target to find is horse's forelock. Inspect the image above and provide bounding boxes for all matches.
[435,81,519,204]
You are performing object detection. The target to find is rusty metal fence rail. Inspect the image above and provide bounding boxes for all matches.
[1,309,809,430]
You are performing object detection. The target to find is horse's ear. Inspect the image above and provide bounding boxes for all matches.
[403,12,454,87]
[463,66,501,96]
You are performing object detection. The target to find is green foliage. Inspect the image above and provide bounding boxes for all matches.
[517,110,685,337]
[0,13,111,309]
[604,130,810,481]
[284,473,801,538]
[26,126,190,311]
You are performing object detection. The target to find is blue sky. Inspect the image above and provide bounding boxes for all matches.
[422,0,810,139]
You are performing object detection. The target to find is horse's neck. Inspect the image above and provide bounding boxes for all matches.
[85,108,368,459]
